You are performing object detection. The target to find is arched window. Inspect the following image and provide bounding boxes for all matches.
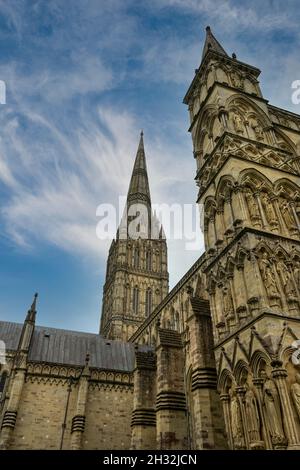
[133,286,139,315]
[146,250,152,271]
[145,288,152,316]
[134,248,140,269]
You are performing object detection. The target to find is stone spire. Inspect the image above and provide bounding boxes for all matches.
[202,26,228,60]
[127,131,151,208]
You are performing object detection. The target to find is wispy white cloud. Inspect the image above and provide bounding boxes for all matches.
[0,0,299,294]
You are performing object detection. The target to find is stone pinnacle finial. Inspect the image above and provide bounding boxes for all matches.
[31,292,38,311]
[26,292,38,322]
[202,25,228,60]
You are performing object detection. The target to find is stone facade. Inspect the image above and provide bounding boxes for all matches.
[1,27,300,450]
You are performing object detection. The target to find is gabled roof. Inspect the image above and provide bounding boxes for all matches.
[0,321,135,371]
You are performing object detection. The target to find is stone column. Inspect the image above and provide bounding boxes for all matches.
[156,328,188,450]
[187,297,228,449]
[233,186,248,225]
[0,353,27,450]
[131,349,157,450]
[235,386,249,449]
[70,355,91,450]
[215,209,225,248]
[220,393,233,449]
[271,361,300,450]
[253,377,272,450]
[224,196,234,242]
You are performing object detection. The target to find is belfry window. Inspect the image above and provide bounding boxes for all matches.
[134,248,140,269]
[146,250,152,271]
[133,287,139,315]
[145,288,152,316]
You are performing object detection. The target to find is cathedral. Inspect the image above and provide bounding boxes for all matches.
[1,26,300,450]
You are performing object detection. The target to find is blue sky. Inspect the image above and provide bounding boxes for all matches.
[0,0,299,333]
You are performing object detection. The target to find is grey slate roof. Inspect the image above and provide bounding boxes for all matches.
[0,321,135,372]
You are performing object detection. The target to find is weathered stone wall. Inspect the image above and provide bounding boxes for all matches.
[83,384,133,450]
[1,363,134,450]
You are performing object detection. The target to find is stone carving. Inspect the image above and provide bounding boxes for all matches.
[244,188,261,226]
[259,253,280,299]
[245,387,262,445]
[260,192,277,224]
[230,70,243,89]
[230,388,245,449]
[294,260,300,290]
[223,286,234,319]
[296,139,300,156]
[261,370,286,447]
[291,373,300,421]
[244,188,261,222]
[281,200,296,230]
[250,117,264,140]
[276,259,297,298]
[233,113,244,134]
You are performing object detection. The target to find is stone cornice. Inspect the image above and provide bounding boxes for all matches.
[214,310,300,350]
[183,49,261,105]
[195,131,294,182]
[203,226,300,273]
[188,82,267,133]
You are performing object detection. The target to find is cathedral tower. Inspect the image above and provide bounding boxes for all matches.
[184,27,300,449]
[100,133,169,341]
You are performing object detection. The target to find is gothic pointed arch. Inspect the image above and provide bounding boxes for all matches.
[226,93,272,129]
[239,168,273,191]
[218,368,233,394]
[233,359,250,386]
[249,350,270,377]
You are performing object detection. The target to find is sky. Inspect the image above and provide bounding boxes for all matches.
[0,0,300,333]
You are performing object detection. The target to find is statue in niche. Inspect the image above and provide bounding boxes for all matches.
[281,200,296,230]
[230,387,245,449]
[291,373,300,421]
[260,370,286,446]
[276,258,297,297]
[250,117,264,140]
[259,252,280,298]
[261,192,277,224]
[294,260,300,290]
[296,139,300,157]
[245,387,261,443]
[222,285,234,319]
[244,188,261,221]
[230,70,243,89]
[233,113,244,133]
